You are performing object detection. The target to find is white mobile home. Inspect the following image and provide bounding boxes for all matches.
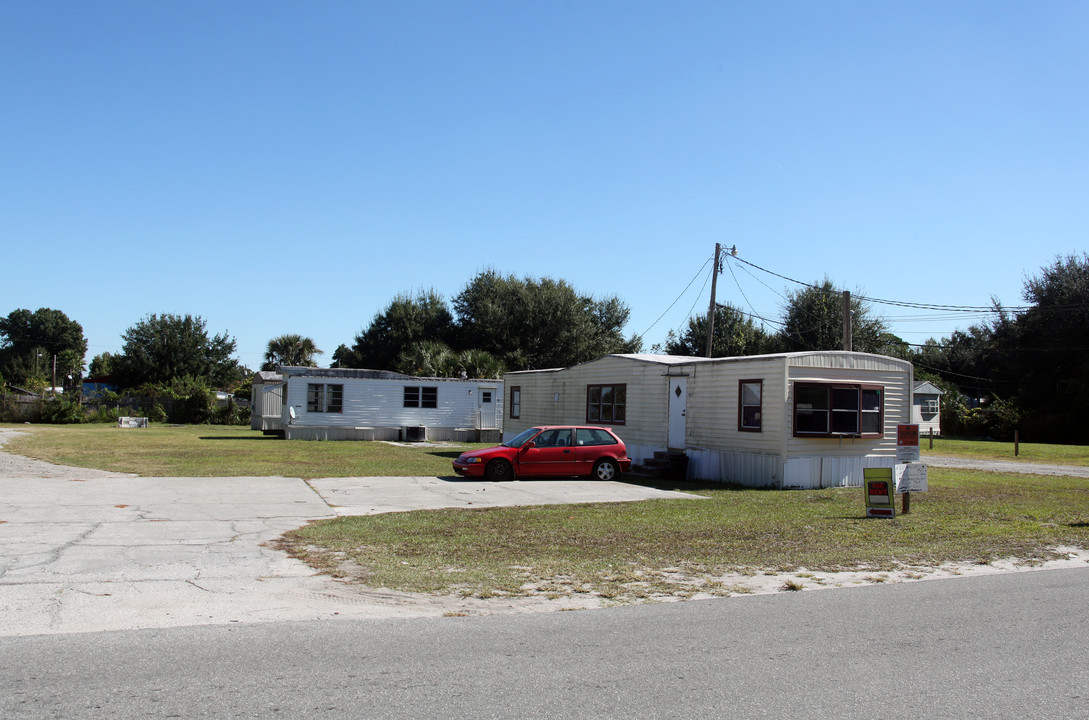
[911,380,943,436]
[279,366,502,442]
[503,352,914,489]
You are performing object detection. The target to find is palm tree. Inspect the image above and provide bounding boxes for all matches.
[262,334,323,370]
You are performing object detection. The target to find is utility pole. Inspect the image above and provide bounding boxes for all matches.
[842,290,852,351]
[705,243,722,358]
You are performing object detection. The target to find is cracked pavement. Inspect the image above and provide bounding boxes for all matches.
[0,433,698,636]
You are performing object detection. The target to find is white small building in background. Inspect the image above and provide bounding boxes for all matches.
[503,351,914,489]
[251,370,285,433]
[911,380,944,437]
[275,366,502,442]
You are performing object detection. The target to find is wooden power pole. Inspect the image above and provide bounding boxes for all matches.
[842,290,852,351]
[705,243,722,357]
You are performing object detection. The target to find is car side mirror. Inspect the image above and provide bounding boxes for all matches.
[523,441,536,450]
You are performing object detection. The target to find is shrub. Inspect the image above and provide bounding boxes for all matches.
[41,396,85,424]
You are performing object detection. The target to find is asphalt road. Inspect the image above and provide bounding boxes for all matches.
[3,566,1087,720]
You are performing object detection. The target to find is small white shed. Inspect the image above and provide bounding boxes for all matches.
[503,351,914,489]
[279,366,502,442]
[250,370,285,434]
[911,380,944,436]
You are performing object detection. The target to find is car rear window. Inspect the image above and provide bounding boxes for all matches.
[576,428,618,446]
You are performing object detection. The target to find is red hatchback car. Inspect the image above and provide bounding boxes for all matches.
[452,425,632,481]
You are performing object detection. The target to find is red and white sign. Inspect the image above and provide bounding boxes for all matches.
[897,423,920,463]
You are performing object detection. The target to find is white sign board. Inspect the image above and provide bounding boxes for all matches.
[895,463,928,493]
[897,445,921,463]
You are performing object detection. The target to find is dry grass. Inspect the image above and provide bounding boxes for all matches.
[277,469,1089,601]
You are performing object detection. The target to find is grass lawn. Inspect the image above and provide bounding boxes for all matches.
[278,469,1089,600]
[0,423,482,478]
[921,436,1089,466]
[5,423,1088,602]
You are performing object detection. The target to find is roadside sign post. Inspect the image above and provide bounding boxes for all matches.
[896,424,921,514]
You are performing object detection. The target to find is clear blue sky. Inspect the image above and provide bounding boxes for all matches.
[3,1,1086,371]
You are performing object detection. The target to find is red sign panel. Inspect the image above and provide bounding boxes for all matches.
[897,424,919,447]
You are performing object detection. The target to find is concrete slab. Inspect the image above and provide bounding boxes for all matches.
[309,475,699,515]
[0,469,701,637]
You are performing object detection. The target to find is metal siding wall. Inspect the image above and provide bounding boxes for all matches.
[783,454,897,489]
[503,357,674,452]
[284,377,499,434]
[686,357,785,456]
[687,448,782,488]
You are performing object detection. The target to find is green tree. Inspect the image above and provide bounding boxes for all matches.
[453,270,640,370]
[394,341,506,379]
[344,290,454,370]
[909,314,1010,402]
[777,279,891,353]
[665,304,771,357]
[0,308,87,388]
[88,351,118,378]
[115,314,240,389]
[262,334,323,370]
[1005,253,1089,441]
[456,348,505,379]
[395,340,459,377]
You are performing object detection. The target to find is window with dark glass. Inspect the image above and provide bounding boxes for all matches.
[326,384,343,413]
[586,384,626,425]
[307,383,343,413]
[510,387,521,419]
[739,380,762,432]
[793,383,883,438]
[404,386,437,409]
[307,383,324,413]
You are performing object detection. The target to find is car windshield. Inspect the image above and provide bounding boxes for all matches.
[502,427,542,448]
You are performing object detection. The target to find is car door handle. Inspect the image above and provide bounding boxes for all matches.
[563,449,571,453]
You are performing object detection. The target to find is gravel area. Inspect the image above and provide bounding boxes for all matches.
[924,454,1089,478]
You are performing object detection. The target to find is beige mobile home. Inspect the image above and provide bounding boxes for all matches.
[503,351,914,489]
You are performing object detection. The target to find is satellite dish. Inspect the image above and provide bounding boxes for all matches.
[288,406,296,421]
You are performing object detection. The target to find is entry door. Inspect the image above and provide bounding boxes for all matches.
[477,386,498,429]
[518,428,577,476]
[668,377,687,450]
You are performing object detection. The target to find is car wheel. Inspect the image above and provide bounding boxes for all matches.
[486,458,514,481]
[592,459,620,481]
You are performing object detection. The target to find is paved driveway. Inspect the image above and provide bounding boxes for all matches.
[0,466,699,637]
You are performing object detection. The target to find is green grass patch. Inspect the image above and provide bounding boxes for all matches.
[0,423,483,478]
[921,437,1089,466]
[278,469,1089,600]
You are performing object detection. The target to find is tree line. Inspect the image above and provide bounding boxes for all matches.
[2,257,1086,441]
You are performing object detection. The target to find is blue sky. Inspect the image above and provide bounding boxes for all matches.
[3,2,1087,371]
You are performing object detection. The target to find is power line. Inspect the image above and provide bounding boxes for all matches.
[728,254,1039,313]
[640,254,713,338]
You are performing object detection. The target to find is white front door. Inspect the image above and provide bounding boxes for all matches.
[668,377,687,450]
[477,386,498,429]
